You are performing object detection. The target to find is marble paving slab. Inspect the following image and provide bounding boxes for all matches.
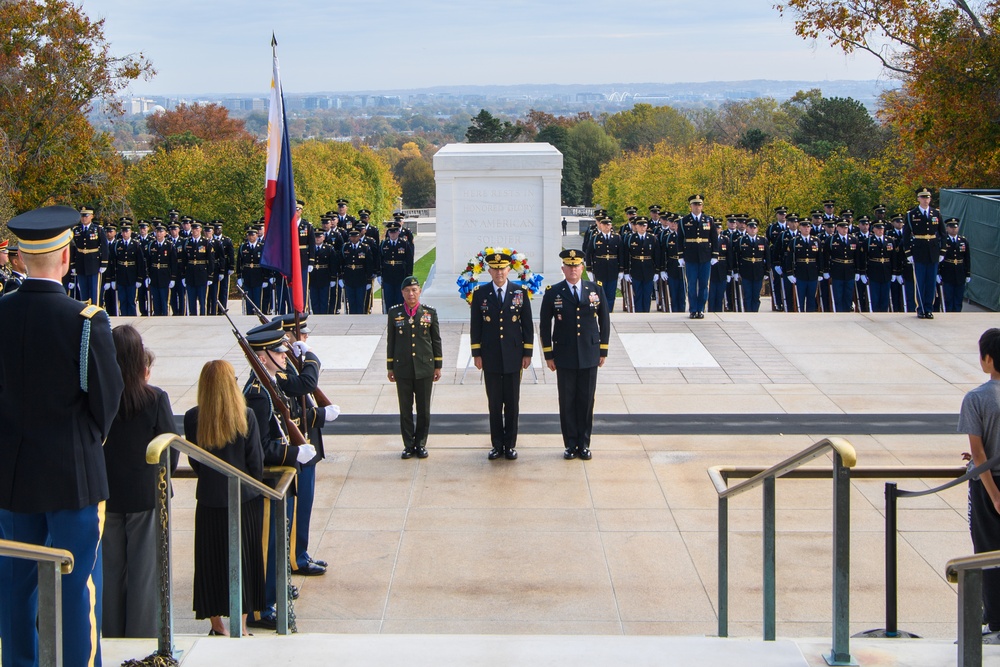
[619,333,720,368]
[307,335,381,370]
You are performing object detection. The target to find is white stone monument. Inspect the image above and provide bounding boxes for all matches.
[421,143,563,319]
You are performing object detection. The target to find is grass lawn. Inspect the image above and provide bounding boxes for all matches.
[374,248,436,298]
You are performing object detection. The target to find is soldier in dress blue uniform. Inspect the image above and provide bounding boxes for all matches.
[341,228,375,315]
[112,222,146,316]
[0,205,124,667]
[659,214,686,312]
[678,194,717,319]
[0,239,11,296]
[145,223,178,316]
[888,214,914,312]
[334,198,356,230]
[619,206,639,236]
[585,216,623,312]
[237,226,266,314]
[824,220,860,312]
[860,221,898,312]
[784,218,822,312]
[309,230,335,314]
[101,223,119,316]
[539,249,610,460]
[853,216,872,311]
[71,205,108,305]
[213,221,236,315]
[135,220,152,315]
[378,222,413,311]
[905,186,946,318]
[939,218,972,312]
[707,224,732,313]
[168,222,187,315]
[622,217,661,313]
[736,220,768,312]
[1,241,27,296]
[393,211,416,247]
[470,252,534,461]
[181,222,216,316]
[766,206,789,311]
[386,276,442,458]
[203,225,225,315]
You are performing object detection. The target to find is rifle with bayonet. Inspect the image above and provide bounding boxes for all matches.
[218,300,307,447]
[232,284,332,408]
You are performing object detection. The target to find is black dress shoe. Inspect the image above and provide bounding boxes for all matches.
[689,312,697,319]
[290,584,300,600]
[578,448,592,460]
[307,556,328,568]
[488,447,502,460]
[697,311,705,319]
[564,448,577,460]
[296,561,326,576]
[416,446,429,458]
[926,312,934,319]
[401,449,414,459]
[247,613,277,630]
[505,448,518,460]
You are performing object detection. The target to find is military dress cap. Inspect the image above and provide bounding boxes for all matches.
[648,204,661,212]
[872,221,885,228]
[325,210,337,217]
[348,228,361,237]
[891,214,904,222]
[857,215,871,224]
[213,219,224,226]
[873,204,887,212]
[79,205,95,215]
[246,329,287,352]
[120,222,133,230]
[314,228,327,236]
[151,216,163,223]
[248,319,283,336]
[138,220,150,228]
[118,216,133,223]
[336,198,349,206]
[787,214,800,222]
[168,209,180,215]
[688,194,704,204]
[823,199,835,206]
[401,276,420,289]
[835,220,849,228]
[181,216,192,223]
[624,206,638,214]
[296,199,305,208]
[154,223,166,231]
[774,205,788,214]
[105,223,118,232]
[823,220,836,227]
[168,222,180,230]
[486,252,512,269]
[945,217,960,226]
[10,206,83,254]
[840,209,854,217]
[747,219,759,227]
[191,221,202,229]
[915,186,932,197]
[245,224,258,233]
[392,211,405,220]
[386,221,401,231]
[358,209,371,217]
[559,249,585,266]
[633,216,649,225]
[593,208,607,217]
[273,313,310,334]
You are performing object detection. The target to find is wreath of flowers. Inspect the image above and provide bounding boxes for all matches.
[456,246,544,303]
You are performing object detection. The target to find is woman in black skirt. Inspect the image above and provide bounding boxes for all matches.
[103,324,177,638]
[184,360,265,636]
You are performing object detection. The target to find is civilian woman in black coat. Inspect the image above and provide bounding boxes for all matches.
[103,324,176,638]
[184,360,265,636]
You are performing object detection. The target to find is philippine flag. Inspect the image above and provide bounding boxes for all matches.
[261,35,304,313]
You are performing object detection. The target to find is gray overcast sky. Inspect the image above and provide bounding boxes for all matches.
[79,0,885,95]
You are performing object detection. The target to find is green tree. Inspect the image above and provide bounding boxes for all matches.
[537,125,583,205]
[793,96,889,160]
[567,121,619,206]
[737,129,771,153]
[465,109,524,143]
[291,140,401,223]
[399,158,435,208]
[603,103,696,152]
[0,0,154,213]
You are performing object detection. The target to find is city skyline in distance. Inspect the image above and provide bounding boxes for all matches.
[79,0,890,97]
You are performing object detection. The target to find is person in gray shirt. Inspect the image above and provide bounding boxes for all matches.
[958,327,1000,638]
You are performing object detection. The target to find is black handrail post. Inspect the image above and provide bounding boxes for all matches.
[886,482,898,637]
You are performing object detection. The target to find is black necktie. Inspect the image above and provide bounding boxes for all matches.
[572,285,579,302]
[497,287,503,303]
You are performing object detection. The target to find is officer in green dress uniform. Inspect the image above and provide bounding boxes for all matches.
[386,276,442,459]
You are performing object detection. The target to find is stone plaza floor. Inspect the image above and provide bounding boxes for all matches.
[111,308,996,657]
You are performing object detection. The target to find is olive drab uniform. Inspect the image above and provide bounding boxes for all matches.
[386,302,443,454]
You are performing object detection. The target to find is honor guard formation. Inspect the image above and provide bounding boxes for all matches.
[34,198,416,316]
[582,188,973,317]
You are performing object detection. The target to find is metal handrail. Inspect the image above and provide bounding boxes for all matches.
[946,550,1000,666]
[144,433,297,657]
[0,540,74,667]
[710,437,857,667]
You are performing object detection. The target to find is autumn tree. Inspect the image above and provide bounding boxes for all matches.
[776,0,1000,186]
[146,103,252,148]
[0,0,153,214]
[465,109,524,143]
[603,103,696,153]
[290,140,401,223]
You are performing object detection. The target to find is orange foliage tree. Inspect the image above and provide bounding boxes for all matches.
[146,103,253,147]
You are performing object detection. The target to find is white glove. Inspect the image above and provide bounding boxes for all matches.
[936,275,942,284]
[678,259,685,268]
[624,274,633,284]
[710,258,718,266]
[110,281,116,289]
[774,266,783,276]
[330,280,336,287]
[907,256,914,264]
[99,267,106,274]
[144,278,150,287]
[967,277,972,283]
[135,281,141,288]
[182,279,187,287]
[653,274,659,283]
[823,273,830,280]
[853,274,860,282]
[939,256,945,263]
[295,444,317,464]
[735,274,741,282]
[228,270,234,275]
[894,275,903,284]
[67,282,75,290]
[269,277,275,284]
[617,272,624,282]
[727,275,733,283]
[788,276,797,284]
[168,280,175,289]
[377,276,382,286]
[860,275,868,285]
[660,271,668,281]
[366,283,372,291]
[291,341,310,357]
[104,283,111,291]
[307,265,314,273]
[324,404,341,422]
[217,274,224,281]
[206,280,212,285]
[338,279,344,287]
[237,278,243,287]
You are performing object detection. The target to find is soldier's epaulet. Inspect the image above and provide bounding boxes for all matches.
[79,304,103,319]
[388,303,404,311]
[423,304,437,312]
[545,285,552,291]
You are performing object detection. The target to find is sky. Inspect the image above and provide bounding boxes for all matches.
[78,0,887,95]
